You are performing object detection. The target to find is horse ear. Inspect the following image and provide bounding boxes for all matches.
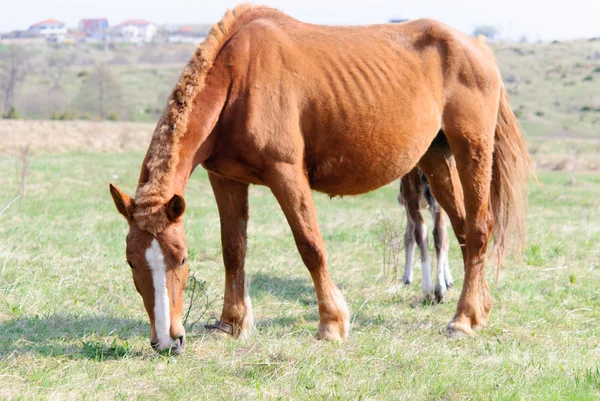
[109,184,134,220]
[166,194,186,221]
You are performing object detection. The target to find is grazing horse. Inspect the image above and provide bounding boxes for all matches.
[398,165,453,303]
[109,4,530,353]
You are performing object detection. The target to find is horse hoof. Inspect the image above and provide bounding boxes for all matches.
[316,323,348,342]
[434,285,447,304]
[206,329,230,340]
[204,319,235,339]
[422,292,435,304]
[446,321,475,338]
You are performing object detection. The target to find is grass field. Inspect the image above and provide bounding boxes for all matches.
[0,121,599,399]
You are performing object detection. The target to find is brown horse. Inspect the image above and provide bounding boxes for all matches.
[399,166,453,303]
[109,4,530,353]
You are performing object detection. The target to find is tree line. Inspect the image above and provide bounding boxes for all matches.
[1,45,126,120]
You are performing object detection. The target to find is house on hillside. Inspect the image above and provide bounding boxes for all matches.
[79,18,109,41]
[29,18,67,42]
[115,20,157,43]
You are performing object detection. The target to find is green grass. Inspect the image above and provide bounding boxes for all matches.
[1,149,599,400]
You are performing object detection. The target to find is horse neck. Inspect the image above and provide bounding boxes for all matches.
[133,90,224,235]
[132,7,239,234]
[137,118,213,203]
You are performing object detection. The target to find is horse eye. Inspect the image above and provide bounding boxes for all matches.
[127,260,134,269]
[180,257,187,266]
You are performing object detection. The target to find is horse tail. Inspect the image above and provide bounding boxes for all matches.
[489,84,532,275]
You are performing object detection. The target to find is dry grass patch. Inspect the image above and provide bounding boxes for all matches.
[0,120,154,156]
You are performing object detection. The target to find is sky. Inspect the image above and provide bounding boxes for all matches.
[3,0,600,41]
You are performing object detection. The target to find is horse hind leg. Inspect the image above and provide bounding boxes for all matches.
[418,133,466,304]
[402,215,416,285]
[400,170,433,300]
[441,208,454,290]
[266,162,349,341]
[399,179,416,285]
[431,202,452,303]
[440,94,497,338]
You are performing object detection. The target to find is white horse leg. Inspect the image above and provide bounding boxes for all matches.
[432,204,451,303]
[444,239,453,289]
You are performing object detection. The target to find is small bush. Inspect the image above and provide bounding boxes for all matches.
[2,107,19,119]
[593,66,600,73]
[582,75,594,82]
[58,111,76,120]
[107,113,120,121]
[535,110,545,117]
[77,70,89,78]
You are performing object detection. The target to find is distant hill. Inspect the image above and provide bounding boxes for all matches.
[2,38,599,139]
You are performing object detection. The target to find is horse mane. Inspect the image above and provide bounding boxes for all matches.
[133,4,277,234]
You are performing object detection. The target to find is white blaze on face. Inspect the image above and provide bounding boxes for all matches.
[145,239,173,350]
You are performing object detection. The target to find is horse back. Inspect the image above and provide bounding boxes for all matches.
[209,14,501,195]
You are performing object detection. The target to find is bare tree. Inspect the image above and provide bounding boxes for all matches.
[46,51,74,115]
[75,62,125,119]
[0,46,31,114]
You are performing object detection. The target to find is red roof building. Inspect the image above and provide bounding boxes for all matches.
[115,19,157,43]
[29,18,65,29]
[79,18,109,34]
[29,18,67,42]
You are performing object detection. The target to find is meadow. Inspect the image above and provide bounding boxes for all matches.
[1,36,600,400]
[0,119,599,400]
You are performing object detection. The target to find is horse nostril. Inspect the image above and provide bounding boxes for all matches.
[150,336,185,354]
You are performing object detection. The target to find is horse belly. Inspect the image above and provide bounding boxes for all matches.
[306,134,422,196]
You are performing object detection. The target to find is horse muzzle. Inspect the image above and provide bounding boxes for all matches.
[150,333,186,355]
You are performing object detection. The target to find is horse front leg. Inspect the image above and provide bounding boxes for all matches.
[208,173,254,338]
[266,163,350,341]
